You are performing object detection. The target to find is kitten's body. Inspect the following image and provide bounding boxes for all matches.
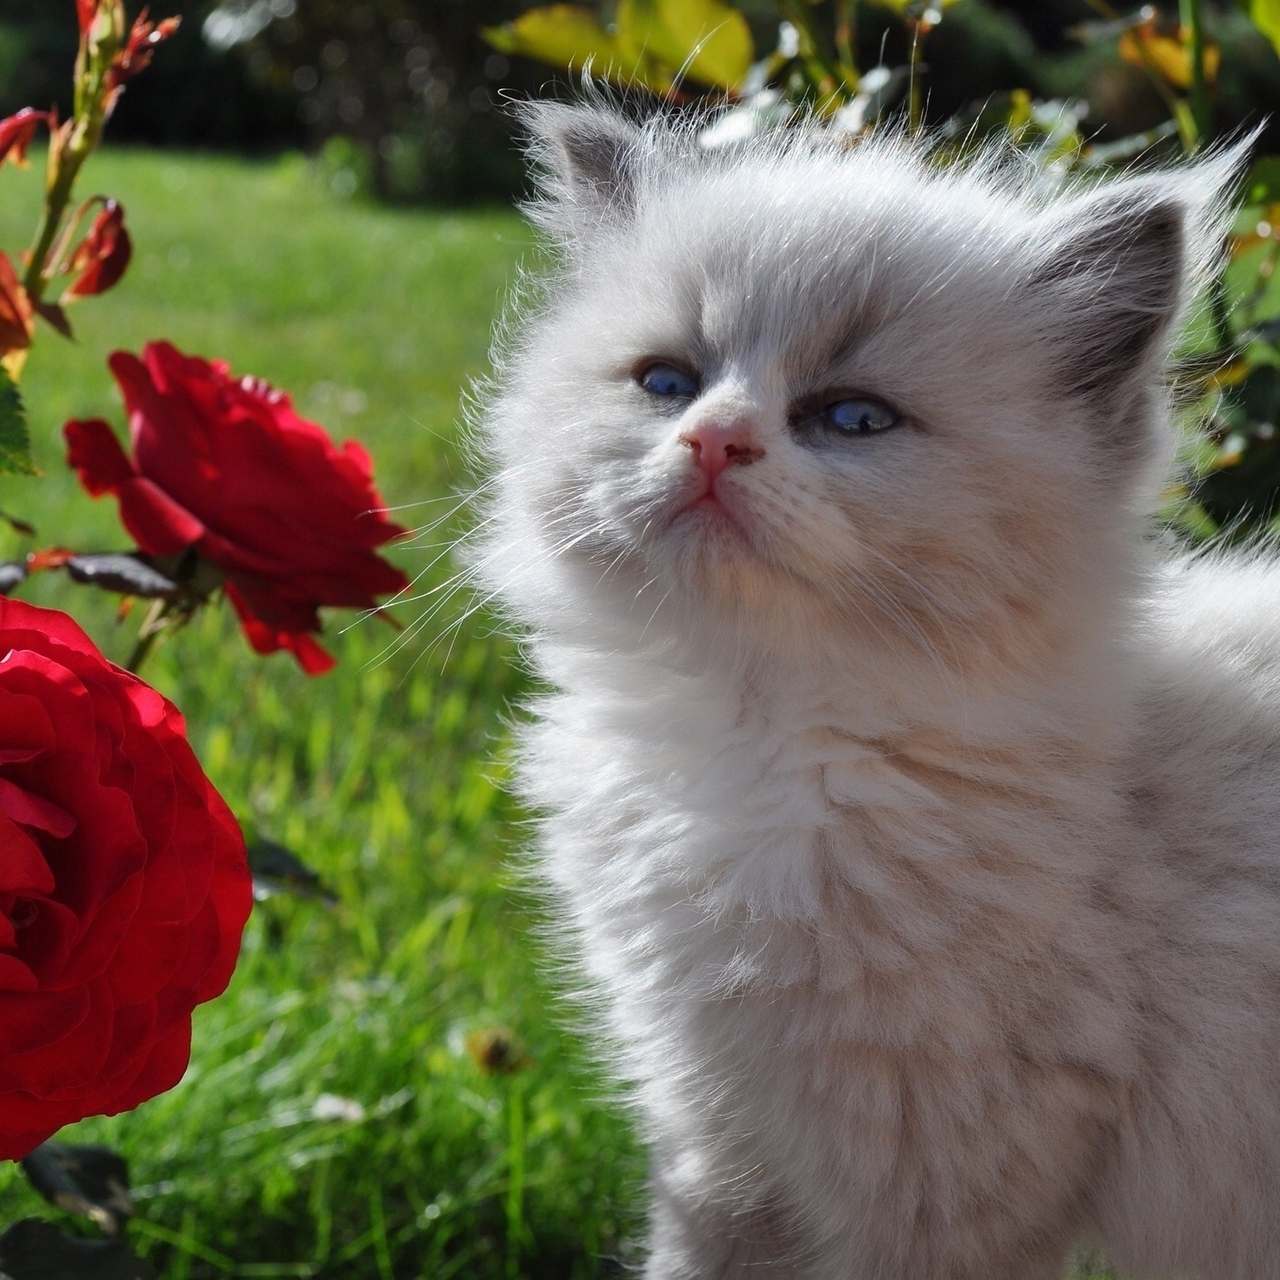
[475,107,1280,1277]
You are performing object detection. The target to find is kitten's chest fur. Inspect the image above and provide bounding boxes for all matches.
[529,665,1143,1175]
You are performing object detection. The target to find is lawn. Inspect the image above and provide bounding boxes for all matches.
[0,149,644,1277]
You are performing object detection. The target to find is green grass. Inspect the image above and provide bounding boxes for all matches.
[0,150,644,1277]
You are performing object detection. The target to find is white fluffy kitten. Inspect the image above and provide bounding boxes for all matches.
[473,103,1278,1279]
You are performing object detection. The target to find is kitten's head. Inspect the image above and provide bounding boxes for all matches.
[477,104,1238,681]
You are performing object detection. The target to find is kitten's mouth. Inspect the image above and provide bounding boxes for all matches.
[674,484,739,525]
[670,432,762,530]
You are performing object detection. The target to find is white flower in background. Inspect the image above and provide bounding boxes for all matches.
[203,0,295,52]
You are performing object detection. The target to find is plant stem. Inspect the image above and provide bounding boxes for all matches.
[125,626,160,675]
[125,598,171,674]
[908,19,924,136]
[833,0,859,91]
[777,0,843,103]
[1236,239,1280,324]
[1180,0,1210,149]
[23,6,119,301]
[504,1082,526,1280]
[23,138,87,301]
[1127,39,1198,155]
[1209,272,1232,356]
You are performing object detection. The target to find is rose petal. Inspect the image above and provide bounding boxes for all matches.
[0,984,90,1061]
[0,812,54,898]
[0,778,76,838]
[14,897,79,987]
[106,1019,190,1115]
[0,956,36,993]
[0,687,58,764]
[64,417,136,495]
[113,476,206,556]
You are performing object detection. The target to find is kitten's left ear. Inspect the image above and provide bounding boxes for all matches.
[1024,147,1244,418]
[521,102,645,236]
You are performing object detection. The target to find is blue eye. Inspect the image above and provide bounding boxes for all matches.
[639,363,700,399]
[820,397,899,437]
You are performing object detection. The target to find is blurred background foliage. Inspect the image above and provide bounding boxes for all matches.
[2,1,1278,202]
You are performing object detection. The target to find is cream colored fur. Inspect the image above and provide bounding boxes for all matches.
[471,104,1276,1278]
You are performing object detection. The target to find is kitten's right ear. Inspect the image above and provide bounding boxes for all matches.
[521,103,644,236]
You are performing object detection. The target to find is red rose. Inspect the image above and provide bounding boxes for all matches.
[64,341,409,674]
[0,599,251,1160]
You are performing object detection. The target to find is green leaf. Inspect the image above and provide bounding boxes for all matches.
[867,0,964,14]
[1246,156,1280,205]
[0,364,35,476]
[484,0,752,94]
[616,0,753,90]
[65,552,185,600]
[0,1219,154,1280]
[248,837,340,906]
[482,6,626,76]
[20,1141,134,1236]
[1252,0,1280,59]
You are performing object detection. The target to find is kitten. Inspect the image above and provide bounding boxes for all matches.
[472,102,1278,1279]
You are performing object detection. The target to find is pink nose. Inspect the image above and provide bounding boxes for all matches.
[679,422,765,483]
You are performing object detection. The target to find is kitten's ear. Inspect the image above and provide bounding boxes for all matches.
[522,102,644,236]
[1024,148,1242,417]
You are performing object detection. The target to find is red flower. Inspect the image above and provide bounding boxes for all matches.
[0,109,53,170]
[106,10,181,97]
[64,342,409,674]
[0,599,251,1159]
[63,200,132,301]
[0,253,34,359]
[76,0,98,37]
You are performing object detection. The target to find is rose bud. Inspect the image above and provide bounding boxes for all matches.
[0,109,53,170]
[63,200,133,301]
[0,253,34,359]
[106,10,181,97]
